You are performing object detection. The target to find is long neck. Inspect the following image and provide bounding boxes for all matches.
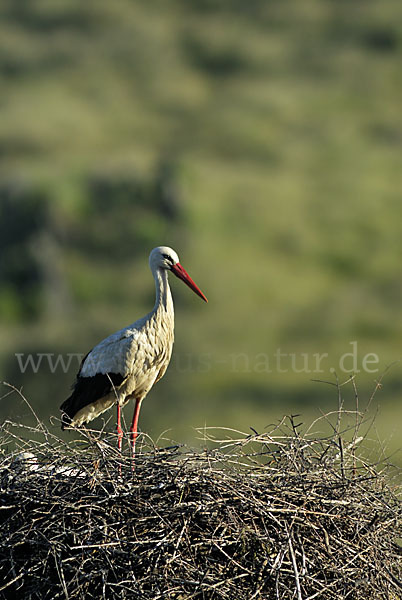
[153,267,174,317]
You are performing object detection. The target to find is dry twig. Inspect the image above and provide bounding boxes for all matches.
[0,405,400,599]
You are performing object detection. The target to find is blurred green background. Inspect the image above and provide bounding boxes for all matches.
[0,0,401,462]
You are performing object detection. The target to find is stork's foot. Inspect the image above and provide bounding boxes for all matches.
[129,397,142,471]
[117,426,123,452]
[129,430,138,472]
[116,403,124,476]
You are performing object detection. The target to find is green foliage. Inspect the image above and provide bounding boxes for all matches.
[0,0,401,463]
[0,183,49,319]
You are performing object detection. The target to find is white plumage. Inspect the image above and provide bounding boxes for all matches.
[60,246,207,456]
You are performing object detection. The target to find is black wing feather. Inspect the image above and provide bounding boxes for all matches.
[60,371,124,429]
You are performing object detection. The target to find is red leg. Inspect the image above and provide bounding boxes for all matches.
[116,404,123,453]
[129,398,142,460]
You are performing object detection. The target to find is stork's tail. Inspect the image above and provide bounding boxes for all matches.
[60,396,75,430]
[60,372,125,430]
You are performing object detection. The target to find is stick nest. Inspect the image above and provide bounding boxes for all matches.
[0,413,400,600]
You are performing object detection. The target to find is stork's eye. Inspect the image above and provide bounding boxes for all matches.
[162,253,173,263]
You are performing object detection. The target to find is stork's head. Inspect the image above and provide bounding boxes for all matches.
[149,246,208,302]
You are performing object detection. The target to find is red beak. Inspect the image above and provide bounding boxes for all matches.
[171,262,208,302]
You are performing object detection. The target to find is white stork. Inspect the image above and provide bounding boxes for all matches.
[60,246,207,458]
